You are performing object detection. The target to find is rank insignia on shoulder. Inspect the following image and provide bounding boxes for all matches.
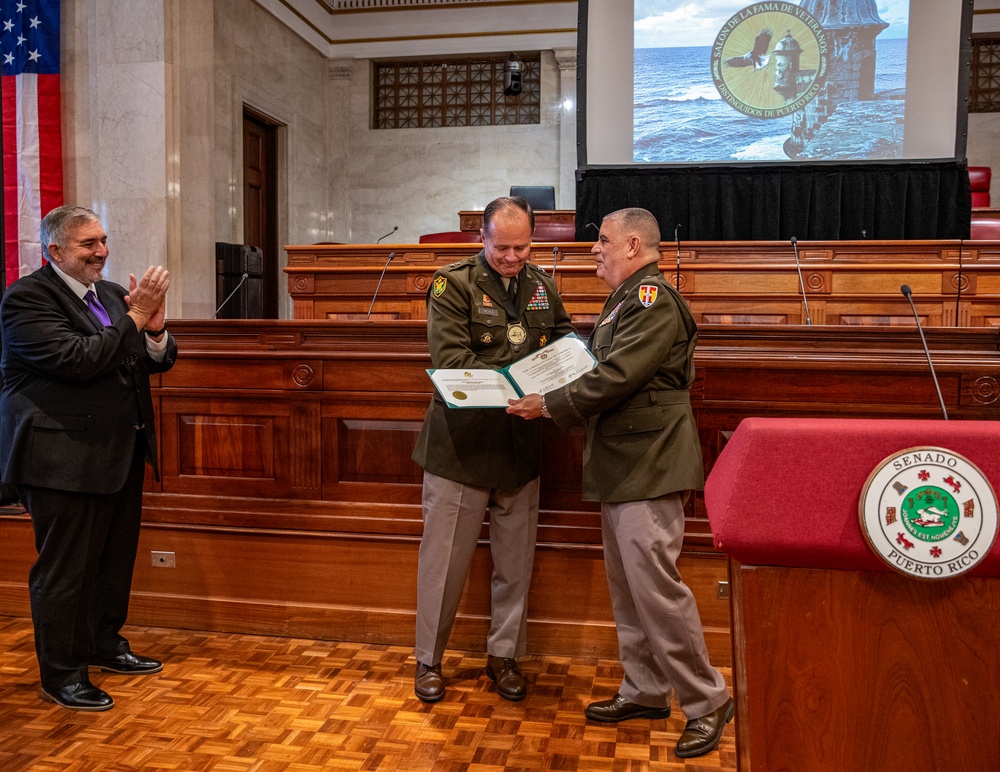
[433,276,448,297]
[638,284,658,308]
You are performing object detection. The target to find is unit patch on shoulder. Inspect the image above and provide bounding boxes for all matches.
[638,284,658,308]
[432,276,448,298]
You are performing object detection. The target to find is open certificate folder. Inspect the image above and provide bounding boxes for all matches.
[428,333,597,409]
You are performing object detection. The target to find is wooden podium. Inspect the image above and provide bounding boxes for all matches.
[705,418,1000,771]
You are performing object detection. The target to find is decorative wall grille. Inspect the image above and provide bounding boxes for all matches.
[373,55,541,129]
[971,36,1000,113]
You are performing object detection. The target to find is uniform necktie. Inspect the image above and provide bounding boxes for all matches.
[84,289,112,326]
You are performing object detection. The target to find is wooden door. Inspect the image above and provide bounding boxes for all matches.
[243,110,279,318]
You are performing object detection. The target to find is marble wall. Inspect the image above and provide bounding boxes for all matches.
[58,0,571,318]
[58,0,988,319]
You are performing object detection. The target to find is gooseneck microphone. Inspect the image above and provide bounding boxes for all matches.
[674,224,682,292]
[551,246,559,281]
[901,284,948,420]
[213,272,249,319]
[955,240,964,328]
[790,237,812,325]
[376,226,398,244]
[584,222,599,236]
[367,252,396,320]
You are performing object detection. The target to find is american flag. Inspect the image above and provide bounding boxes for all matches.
[1,0,62,286]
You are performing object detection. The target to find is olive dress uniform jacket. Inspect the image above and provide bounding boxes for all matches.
[0,264,177,494]
[412,252,574,489]
[545,263,704,503]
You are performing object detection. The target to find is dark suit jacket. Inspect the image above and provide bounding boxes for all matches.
[0,264,177,494]
[411,252,574,489]
[546,263,704,503]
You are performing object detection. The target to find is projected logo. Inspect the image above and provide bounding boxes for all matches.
[711,3,828,119]
[859,447,999,580]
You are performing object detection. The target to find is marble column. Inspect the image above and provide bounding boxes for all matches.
[553,47,577,210]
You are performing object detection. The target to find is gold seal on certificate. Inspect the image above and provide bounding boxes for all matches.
[507,323,527,345]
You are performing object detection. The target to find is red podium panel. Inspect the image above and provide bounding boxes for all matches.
[705,418,1000,771]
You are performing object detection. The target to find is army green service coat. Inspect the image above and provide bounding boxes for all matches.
[412,252,574,489]
[545,263,704,503]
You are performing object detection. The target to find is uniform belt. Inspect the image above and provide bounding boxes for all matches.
[623,390,690,408]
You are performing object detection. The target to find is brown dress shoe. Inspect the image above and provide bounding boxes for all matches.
[675,696,734,758]
[584,693,671,722]
[414,661,445,703]
[485,655,526,701]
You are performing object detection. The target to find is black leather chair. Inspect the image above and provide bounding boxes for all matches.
[509,185,556,210]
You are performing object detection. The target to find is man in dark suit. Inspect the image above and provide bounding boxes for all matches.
[0,205,176,711]
[508,208,733,758]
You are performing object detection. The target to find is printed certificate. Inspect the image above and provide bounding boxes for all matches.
[428,334,597,409]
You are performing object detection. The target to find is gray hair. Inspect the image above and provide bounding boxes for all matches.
[603,207,661,247]
[40,206,102,260]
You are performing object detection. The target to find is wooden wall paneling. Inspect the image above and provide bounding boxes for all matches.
[4,321,999,669]
[286,240,1000,327]
[731,562,1000,771]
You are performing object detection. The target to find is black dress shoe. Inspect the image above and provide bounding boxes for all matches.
[40,681,114,712]
[92,651,163,675]
[414,661,445,702]
[485,655,526,701]
[584,693,671,722]
[675,696,734,758]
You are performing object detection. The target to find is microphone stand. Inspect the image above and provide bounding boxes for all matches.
[551,246,559,281]
[674,224,681,292]
[901,284,948,420]
[213,272,249,319]
[367,252,396,320]
[791,237,812,325]
[376,226,398,244]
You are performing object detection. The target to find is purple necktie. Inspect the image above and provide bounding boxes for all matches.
[84,289,112,326]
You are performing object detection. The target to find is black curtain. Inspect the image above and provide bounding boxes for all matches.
[575,161,971,241]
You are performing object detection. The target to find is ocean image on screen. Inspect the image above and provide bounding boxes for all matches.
[634,1,908,164]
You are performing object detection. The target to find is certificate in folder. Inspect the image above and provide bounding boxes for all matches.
[428,333,597,409]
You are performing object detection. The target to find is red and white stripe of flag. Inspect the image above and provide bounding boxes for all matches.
[2,70,63,283]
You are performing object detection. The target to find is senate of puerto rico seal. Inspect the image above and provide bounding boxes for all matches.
[711,2,828,119]
[859,447,998,580]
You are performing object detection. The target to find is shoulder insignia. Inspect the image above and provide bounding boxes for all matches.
[638,284,658,308]
[433,276,448,298]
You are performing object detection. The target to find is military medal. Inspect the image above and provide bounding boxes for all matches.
[507,323,527,344]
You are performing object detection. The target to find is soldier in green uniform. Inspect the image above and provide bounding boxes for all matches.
[411,196,574,703]
[508,208,733,758]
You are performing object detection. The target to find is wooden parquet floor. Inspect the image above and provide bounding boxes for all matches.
[0,615,736,771]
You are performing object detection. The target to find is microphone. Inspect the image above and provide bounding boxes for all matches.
[790,237,812,325]
[213,272,249,319]
[551,246,559,281]
[861,229,867,239]
[376,226,398,244]
[901,284,948,420]
[584,222,599,236]
[955,240,964,328]
[366,252,395,320]
[674,224,681,292]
